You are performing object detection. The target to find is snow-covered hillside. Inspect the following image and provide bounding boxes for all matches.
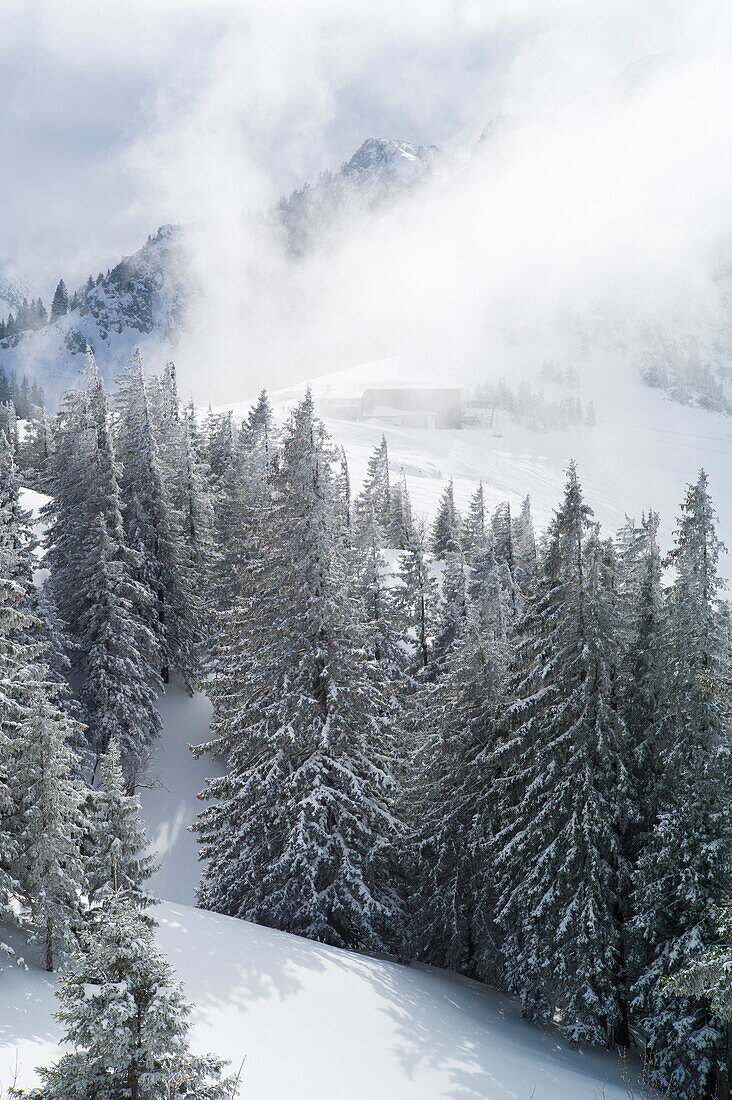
[276,138,440,254]
[0,226,189,403]
[0,897,643,1099]
[0,455,661,1099]
[224,349,732,579]
[1,683,644,1099]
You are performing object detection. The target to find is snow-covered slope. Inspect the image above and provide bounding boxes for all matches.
[0,507,647,1098]
[0,226,190,403]
[276,137,440,254]
[224,349,732,579]
[1,901,642,1099]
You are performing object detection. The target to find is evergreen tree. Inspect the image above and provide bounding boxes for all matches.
[17,410,54,492]
[195,392,402,951]
[387,468,413,551]
[336,445,351,536]
[491,501,515,573]
[617,511,669,846]
[115,349,196,686]
[631,471,732,1098]
[19,893,233,1100]
[512,494,538,594]
[430,545,469,672]
[467,523,513,639]
[83,739,157,917]
[44,352,162,786]
[50,279,69,322]
[462,483,488,557]
[431,480,461,558]
[354,435,391,543]
[396,517,437,672]
[409,607,506,978]
[494,463,635,1046]
[13,677,86,972]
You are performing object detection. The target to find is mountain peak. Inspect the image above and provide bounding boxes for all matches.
[342,137,438,182]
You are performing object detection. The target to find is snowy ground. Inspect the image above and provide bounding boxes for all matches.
[4,371,693,1096]
[224,351,732,578]
[0,675,645,1098]
[1,899,642,1100]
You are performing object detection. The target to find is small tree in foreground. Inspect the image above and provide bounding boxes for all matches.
[17,892,235,1100]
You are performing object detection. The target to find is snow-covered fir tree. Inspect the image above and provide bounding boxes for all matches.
[494,463,635,1046]
[409,606,506,979]
[396,516,437,673]
[17,409,54,493]
[462,483,488,557]
[631,471,732,1099]
[13,677,86,972]
[44,352,162,785]
[387,467,414,551]
[431,479,461,558]
[115,348,199,687]
[83,739,157,917]
[215,390,273,607]
[18,892,234,1100]
[195,391,402,951]
[511,494,538,595]
[353,434,391,543]
[336,445,352,535]
[429,544,469,673]
[617,511,669,849]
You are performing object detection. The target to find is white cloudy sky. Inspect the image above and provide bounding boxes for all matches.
[2,0,728,293]
[3,0,732,401]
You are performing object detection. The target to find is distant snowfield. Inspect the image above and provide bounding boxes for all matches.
[224,351,732,579]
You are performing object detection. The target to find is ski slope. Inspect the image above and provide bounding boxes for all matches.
[224,350,732,579]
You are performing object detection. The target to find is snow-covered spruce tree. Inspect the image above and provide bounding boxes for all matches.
[195,391,402,951]
[203,406,235,487]
[466,522,513,640]
[44,352,162,785]
[17,408,54,492]
[617,511,670,851]
[353,434,391,544]
[115,348,199,687]
[387,468,414,551]
[409,606,506,979]
[166,403,216,675]
[49,278,69,322]
[511,494,538,595]
[491,501,514,572]
[631,471,732,1099]
[395,516,438,673]
[18,892,234,1100]
[13,678,86,972]
[357,506,409,683]
[336,445,352,536]
[429,545,469,674]
[83,739,157,918]
[0,498,32,963]
[431,479,461,558]
[0,429,87,970]
[215,391,274,607]
[666,894,732,1100]
[0,401,19,455]
[494,463,635,1046]
[462,483,488,557]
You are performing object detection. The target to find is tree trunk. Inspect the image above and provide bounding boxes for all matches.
[45,918,53,973]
